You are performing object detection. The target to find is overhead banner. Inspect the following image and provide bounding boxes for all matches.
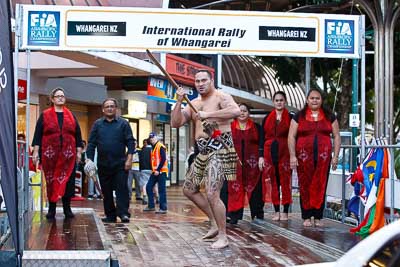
[0,0,19,252]
[19,5,361,59]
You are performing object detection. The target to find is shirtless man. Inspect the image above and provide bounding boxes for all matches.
[171,69,240,249]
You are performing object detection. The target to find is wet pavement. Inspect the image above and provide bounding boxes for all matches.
[27,210,104,250]
[26,186,361,266]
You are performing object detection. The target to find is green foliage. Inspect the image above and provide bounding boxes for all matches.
[259,57,302,86]
[258,56,376,128]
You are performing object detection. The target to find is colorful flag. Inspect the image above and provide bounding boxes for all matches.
[350,145,389,238]
[362,147,383,199]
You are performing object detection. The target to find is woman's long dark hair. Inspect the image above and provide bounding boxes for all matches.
[238,103,251,113]
[299,88,333,118]
[273,91,287,101]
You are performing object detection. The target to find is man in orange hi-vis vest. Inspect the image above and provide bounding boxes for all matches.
[143,132,168,214]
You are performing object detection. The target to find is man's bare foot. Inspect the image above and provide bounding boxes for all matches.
[272,212,280,221]
[280,213,289,221]
[303,219,312,227]
[314,219,324,227]
[211,236,229,249]
[202,227,218,239]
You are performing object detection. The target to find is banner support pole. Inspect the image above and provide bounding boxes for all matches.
[14,4,23,262]
[359,15,366,223]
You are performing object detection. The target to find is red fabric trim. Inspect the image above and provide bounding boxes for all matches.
[41,107,76,202]
[228,119,261,212]
[231,119,251,130]
[305,107,326,122]
[263,109,292,205]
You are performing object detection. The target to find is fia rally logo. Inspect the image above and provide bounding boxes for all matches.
[28,11,60,46]
[325,19,354,54]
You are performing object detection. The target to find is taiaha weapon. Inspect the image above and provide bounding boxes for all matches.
[146,50,229,147]
[146,50,242,166]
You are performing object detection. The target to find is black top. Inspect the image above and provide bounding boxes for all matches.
[86,116,136,169]
[261,111,295,129]
[255,123,264,157]
[260,111,293,157]
[139,145,152,171]
[32,112,83,148]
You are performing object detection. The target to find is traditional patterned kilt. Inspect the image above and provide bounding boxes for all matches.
[191,132,238,187]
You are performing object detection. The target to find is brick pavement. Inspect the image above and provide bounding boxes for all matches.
[97,188,330,267]
[26,186,358,266]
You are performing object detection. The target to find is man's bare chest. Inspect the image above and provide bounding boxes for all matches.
[195,100,220,112]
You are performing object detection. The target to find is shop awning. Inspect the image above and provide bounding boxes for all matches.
[221,55,306,111]
[12,0,164,79]
[17,51,162,78]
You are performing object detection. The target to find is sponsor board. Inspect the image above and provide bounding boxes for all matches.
[27,10,60,46]
[259,26,315,42]
[67,21,126,36]
[19,5,361,58]
[325,19,354,54]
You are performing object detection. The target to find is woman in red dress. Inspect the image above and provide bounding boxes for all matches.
[32,87,83,219]
[288,89,340,227]
[224,103,264,223]
[262,91,292,221]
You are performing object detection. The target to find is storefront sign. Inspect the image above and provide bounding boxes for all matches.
[20,5,362,58]
[155,114,170,123]
[18,79,27,100]
[147,76,198,103]
[166,54,214,85]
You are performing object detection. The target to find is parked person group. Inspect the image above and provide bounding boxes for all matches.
[32,84,340,250]
[221,92,293,224]
[215,89,340,232]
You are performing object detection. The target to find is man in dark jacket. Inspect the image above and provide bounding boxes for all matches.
[86,98,135,223]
